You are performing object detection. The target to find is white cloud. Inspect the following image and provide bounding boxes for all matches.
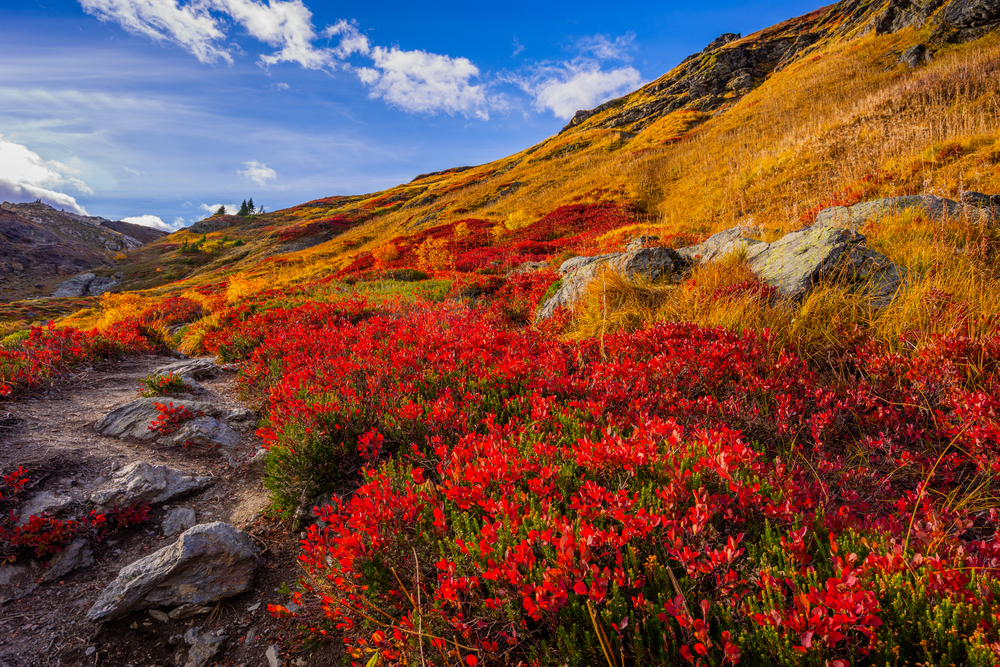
[0,134,91,214]
[527,64,642,119]
[122,213,175,230]
[238,160,277,186]
[273,82,290,91]
[199,202,240,215]
[79,0,337,70]
[323,19,370,59]
[80,0,231,64]
[512,36,525,58]
[575,33,636,61]
[356,46,490,119]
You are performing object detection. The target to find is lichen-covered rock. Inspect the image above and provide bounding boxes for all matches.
[89,462,211,509]
[535,247,688,321]
[813,194,976,230]
[87,522,261,622]
[160,417,241,454]
[942,0,1000,28]
[747,224,904,305]
[675,227,769,264]
[94,397,221,441]
[153,359,223,381]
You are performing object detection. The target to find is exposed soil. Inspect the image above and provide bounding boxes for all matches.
[0,355,330,667]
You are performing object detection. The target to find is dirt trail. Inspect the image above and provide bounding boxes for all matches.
[0,354,309,667]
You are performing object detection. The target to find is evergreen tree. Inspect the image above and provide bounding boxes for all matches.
[247,197,255,215]
[237,200,249,217]
[214,205,226,216]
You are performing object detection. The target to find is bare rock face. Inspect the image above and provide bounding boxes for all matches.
[160,417,241,454]
[51,272,121,297]
[87,522,261,622]
[162,507,197,537]
[89,462,211,509]
[94,397,221,441]
[535,247,688,321]
[942,0,1000,28]
[812,194,973,230]
[153,359,223,381]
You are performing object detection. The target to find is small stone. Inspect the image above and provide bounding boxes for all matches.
[183,627,226,667]
[89,462,212,509]
[41,538,94,582]
[154,359,222,381]
[149,609,170,623]
[130,622,138,630]
[168,604,212,620]
[247,602,261,612]
[85,647,96,657]
[266,645,281,667]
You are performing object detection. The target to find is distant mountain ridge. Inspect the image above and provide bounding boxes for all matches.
[0,201,167,302]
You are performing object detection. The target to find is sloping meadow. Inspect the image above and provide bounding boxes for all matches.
[192,279,1000,667]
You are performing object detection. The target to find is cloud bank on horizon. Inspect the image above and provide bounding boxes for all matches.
[0,134,92,215]
[79,0,644,121]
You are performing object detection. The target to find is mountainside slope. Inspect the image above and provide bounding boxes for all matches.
[0,202,167,302]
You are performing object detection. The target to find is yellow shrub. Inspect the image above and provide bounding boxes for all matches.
[226,274,271,304]
[416,237,451,270]
[371,243,400,268]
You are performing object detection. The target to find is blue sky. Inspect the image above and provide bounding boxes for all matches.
[0,0,823,230]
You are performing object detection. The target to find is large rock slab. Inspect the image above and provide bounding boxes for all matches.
[746,224,904,304]
[95,397,221,441]
[153,359,223,381]
[87,522,261,622]
[52,273,96,298]
[812,194,990,230]
[160,417,241,454]
[89,462,211,509]
[536,247,688,321]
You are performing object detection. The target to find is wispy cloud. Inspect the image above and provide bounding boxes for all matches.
[509,33,643,120]
[238,160,277,186]
[79,0,337,70]
[0,133,91,214]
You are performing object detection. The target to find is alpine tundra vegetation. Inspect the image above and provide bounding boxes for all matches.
[4,0,1000,666]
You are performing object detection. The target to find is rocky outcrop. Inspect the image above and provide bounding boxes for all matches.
[154,359,223,381]
[94,397,221,441]
[89,462,212,509]
[52,272,120,297]
[675,227,769,264]
[41,538,94,583]
[15,491,74,526]
[87,522,261,622]
[812,194,989,230]
[536,247,689,321]
[163,507,197,537]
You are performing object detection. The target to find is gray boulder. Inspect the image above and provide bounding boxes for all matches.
[87,522,261,622]
[536,247,688,321]
[960,190,1000,219]
[89,462,211,509]
[154,359,223,381]
[52,273,96,298]
[95,397,221,441]
[42,538,94,583]
[901,43,930,67]
[15,491,74,527]
[747,225,904,305]
[160,417,241,454]
[675,227,769,264]
[225,408,258,424]
[162,507,197,537]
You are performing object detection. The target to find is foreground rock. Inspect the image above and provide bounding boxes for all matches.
[153,359,223,381]
[90,462,211,509]
[87,522,261,622]
[813,193,996,229]
[160,417,241,454]
[181,627,227,667]
[94,397,221,441]
[536,246,689,320]
[15,490,74,526]
[41,538,94,583]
